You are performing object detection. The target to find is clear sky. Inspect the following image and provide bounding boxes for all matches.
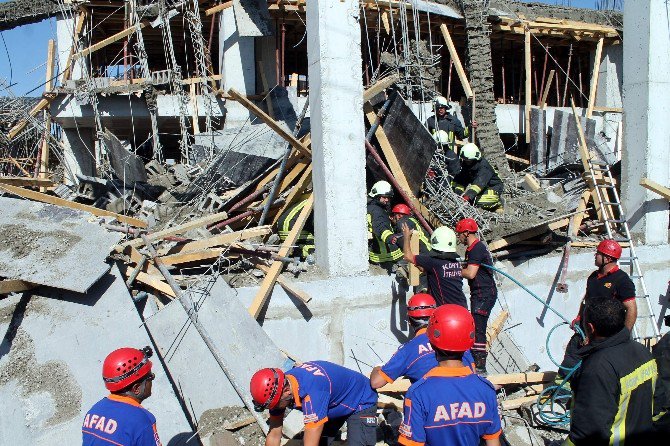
[0,0,612,97]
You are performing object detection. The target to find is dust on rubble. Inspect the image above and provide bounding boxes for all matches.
[199,406,266,446]
[0,223,81,261]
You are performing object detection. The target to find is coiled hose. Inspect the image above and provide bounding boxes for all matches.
[480,263,585,426]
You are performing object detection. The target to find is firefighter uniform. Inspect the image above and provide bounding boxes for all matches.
[452,157,503,211]
[378,328,475,384]
[270,361,378,445]
[276,198,314,258]
[392,215,431,254]
[367,199,403,264]
[82,394,162,446]
[426,114,468,144]
[398,366,502,446]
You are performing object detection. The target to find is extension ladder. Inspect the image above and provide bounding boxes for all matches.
[587,159,660,341]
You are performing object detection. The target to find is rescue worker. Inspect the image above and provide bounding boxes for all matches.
[398,304,502,446]
[370,293,475,389]
[389,203,431,254]
[456,218,497,374]
[432,130,461,176]
[452,143,504,211]
[83,346,161,446]
[425,96,468,144]
[250,361,378,446]
[564,298,657,446]
[367,180,403,266]
[558,239,638,380]
[276,197,314,259]
[652,315,670,434]
[401,224,467,309]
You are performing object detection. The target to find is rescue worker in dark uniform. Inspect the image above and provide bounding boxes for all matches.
[398,305,502,446]
[452,143,504,212]
[250,361,378,446]
[367,180,403,266]
[564,298,657,446]
[82,346,161,446]
[276,196,314,259]
[389,203,430,254]
[652,316,670,434]
[370,293,475,389]
[456,218,497,375]
[425,96,468,146]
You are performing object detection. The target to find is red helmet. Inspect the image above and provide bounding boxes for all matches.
[427,305,475,352]
[597,239,622,260]
[250,368,285,411]
[407,293,437,318]
[391,204,412,216]
[455,218,478,234]
[102,347,153,392]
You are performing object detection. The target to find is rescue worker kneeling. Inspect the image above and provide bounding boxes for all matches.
[451,143,504,212]
[250,361,378,446]
[367,180,403,266]
[276,196,314,259]
[398,305,502,446]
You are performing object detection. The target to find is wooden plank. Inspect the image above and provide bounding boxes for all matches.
[61,10,87,83]
[271,165,313,225]
[181,74,223,85]
[640,177,670,201]
[180,226,272,253]
[502,395,537,410]
[379,371,557,394]
[0,279,37,294]
[134,272,176,298]
[44,39,56,93]
[488,218,570,251]
[255,264,312,304]
[0,183,148,228]
[73,23,148,59]
[586,38,604,119]
[593,106,623,113]
[571,241,629,248]
[363,73,399,101]
[440,23,473,99]
[160,248,226,265]
[572,190,592,236]
[40,39,56,192]
[523,173,542,192]
[123,211,229,248]
[408,231,420,286]
[0,177,53,187]
[205,0,233,16]
[249,195,314,318]
[486,310,509,348]
[227,89,311,157]
[525,29,532,144]
[505,154,530,165]
[257,60,275,119]
[540,69,555,109]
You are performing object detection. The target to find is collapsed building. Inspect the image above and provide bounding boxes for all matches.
[0,0,669,445]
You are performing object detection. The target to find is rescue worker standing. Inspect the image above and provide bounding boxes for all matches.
[452,143,504,212]
[367,180,403,266]
[276,197,314,259]
[389,204,430,254]
[401,225,467,309]
[456,218,497,374]
[370,293,474,389]
[83,347,161,446]
[564,298,657,446]
[425,96,468,144]
[398,305,502,446]
[558,239,638,380]
[250,361,378,446]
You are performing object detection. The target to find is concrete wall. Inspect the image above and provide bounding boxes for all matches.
[56,13,84,82]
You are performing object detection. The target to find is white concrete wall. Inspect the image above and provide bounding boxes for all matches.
[622,0,670,244]
[596,44,623,109]
[56,14,84,83]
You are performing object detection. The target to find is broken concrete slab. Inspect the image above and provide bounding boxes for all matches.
[529,108,547,176]
[233,0,273,37]
[0,265,194,445]
[103,129,148,184]
[0,197,122,293]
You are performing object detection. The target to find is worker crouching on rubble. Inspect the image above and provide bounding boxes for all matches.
[370,293,475,390]
[398,305,502,446]
[250,361,378,446]
[367,180,403,267]
[452,143,504,212]
[83,346,161,446]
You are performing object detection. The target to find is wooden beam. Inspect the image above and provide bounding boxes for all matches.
[74,23,148,60]
[227,88,311,157]
[408,231,421,286]
[255,263,312,304]
[505,154,530,165]
[123,211,229,248]
[486,310,509,348]
[363,74,400,102]
[271,165,313,225]
[593,106,623,113]
[205,0,233,16]
[572,190,592,236]
[440,24,473,99]
[134,271,176,298]
[257,60,275,119]
[525,29,532,144]
[180,226,272,253]
[61,10,87,83]
[0,279,37,294]
[502,395,537,410]
[0,177,53,187]
[160,248,225,265]
[379,371,557,394]
[0,183,147,227]
[540,69,555,109]
[586,38,604,119]
[488,218,570,251]
[640,177,670,201]
[44,39,56,93]
[39,39,56,190]
[181,74,223,85]
[249,195,314,318]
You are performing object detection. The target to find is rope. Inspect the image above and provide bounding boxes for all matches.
[480,263,585,426]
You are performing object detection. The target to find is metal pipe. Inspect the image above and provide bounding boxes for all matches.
[280,21,286,87]
[562,44,573,107]
[210,198,285,231]
[207,12,217,56]
[229,183,271,212]
[140,235,269,434]
[275,19,280,85]
[538,45,549,105]
[365,98,392,141]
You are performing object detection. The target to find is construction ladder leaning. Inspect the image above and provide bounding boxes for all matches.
[587,159,661,342]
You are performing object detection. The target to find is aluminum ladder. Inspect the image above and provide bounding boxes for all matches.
[587,159,660,341]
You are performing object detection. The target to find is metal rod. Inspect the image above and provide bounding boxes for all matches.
[126,254,148,287]
[210,198,285,231]
[140,234,269,434]
[229,183,271,212]
[562,44,573,107]
[365,98,392,141]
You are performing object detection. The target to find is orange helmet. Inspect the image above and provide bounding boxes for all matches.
[428,305,475,352]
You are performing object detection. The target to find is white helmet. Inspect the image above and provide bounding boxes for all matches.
[433,130,451,144]
[430,226,457,253]
[434,96,449,108]
[369,180,394,198]
[460,143,481,161]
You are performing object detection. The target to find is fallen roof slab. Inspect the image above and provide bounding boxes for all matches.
[0,196,122,293]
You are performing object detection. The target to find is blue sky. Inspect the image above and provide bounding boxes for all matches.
[0,0,609,97]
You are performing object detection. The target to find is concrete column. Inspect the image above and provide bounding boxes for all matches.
[56,14,84,82]
[622,0,670,244]
[595,44,623,109]
[307,0,368,276]
[219,9,256,126]
[62,128,96,184]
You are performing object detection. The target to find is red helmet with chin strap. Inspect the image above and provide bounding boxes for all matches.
[455,218,478,234]
[391,204,412,216]
[250,368,285,412]
[102,347,153,392]
[407,293,437,319]
[597,239,622,260]
[427,305,475,352]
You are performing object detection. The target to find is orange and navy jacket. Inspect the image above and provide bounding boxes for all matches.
[380,329,476,383]
[82,394,162,446]
[398,366,501,446]
[270,361,378,428]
